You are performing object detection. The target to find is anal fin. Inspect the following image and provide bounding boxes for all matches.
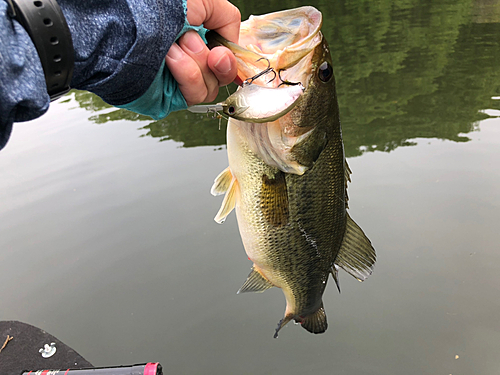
[335,213,376,281]
[237,266,274,294]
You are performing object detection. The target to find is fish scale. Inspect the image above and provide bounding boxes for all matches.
[209,6,376,338]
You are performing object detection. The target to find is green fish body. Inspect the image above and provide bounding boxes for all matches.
[210,6,376,337]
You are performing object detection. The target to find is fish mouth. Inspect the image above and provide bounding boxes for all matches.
[207,6,323,89]
[206,7,325,176]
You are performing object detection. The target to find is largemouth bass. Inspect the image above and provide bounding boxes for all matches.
[209,6,376,338]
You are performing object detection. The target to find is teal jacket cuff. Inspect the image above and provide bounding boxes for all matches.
[116,13,207,119]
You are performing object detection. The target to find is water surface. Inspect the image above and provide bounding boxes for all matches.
[1,1,500,374]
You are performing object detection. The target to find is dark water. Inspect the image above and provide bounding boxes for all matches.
[1,1,500,374]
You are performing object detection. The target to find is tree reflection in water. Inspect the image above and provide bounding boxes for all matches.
[71,0,500,157]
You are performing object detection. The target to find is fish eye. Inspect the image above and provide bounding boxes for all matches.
[318,62,333,83]
[228,106,236,115]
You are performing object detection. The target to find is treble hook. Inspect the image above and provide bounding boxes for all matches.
[205,107,228,130]
[207,107,220,119]
[243,58,277,86]
[277,69,302,87]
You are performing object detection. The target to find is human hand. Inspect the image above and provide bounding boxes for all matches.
[165,0,241,106]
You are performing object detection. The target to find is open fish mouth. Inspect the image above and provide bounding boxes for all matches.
[207,6,323,89]
[206,6,326,175]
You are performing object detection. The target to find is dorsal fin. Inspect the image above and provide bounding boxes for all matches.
[211,167,233,196]
[345,160,352,183]
[237,266,274,294]
[345,160,351,209]
[214,177,238,224]
[335,213,376,281]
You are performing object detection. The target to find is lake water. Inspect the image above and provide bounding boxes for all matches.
[2,1,500,374]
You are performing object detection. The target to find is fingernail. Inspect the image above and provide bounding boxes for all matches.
[214,54,231,74]
[184,33,205,54]
[167,44,183,61]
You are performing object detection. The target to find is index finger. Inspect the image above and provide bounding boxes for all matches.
[186,0,241,43]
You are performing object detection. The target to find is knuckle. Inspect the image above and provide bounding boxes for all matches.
[184,69,203,86]
[197,91,209,103]
[206,88,219,103]
[190,88,209,105]
[216,70,234,87]
[231,4,241,22]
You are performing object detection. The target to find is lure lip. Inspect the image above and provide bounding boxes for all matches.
[186,103,226,114]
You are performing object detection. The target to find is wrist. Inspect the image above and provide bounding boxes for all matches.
[7,0,74,100]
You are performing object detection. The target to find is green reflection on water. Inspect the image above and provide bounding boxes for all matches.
[71,0,500,156]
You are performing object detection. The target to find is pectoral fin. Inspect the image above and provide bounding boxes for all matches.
[211,167,233,196]
[335,213,376,281]
[214,177,239,224]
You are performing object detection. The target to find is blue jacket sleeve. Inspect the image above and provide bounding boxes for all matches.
[59,0,185,105]
[0,0,49,149]
[0,0,186,150]
[116,21,207,120]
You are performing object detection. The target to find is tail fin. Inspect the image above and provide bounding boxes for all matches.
[300,303,328,335]
[273,304,328,338]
